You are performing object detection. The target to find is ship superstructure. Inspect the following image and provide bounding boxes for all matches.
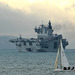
[9,21,68,52]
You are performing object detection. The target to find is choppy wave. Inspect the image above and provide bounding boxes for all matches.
[0,49,75,75]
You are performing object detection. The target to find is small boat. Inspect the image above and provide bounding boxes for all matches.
[54,39,75,72]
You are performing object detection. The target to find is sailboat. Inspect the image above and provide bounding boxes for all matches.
[54,39,75,71]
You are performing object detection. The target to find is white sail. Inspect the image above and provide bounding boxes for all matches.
[54,47,59,69]
[54,40,75,72]
[60,40,70,68]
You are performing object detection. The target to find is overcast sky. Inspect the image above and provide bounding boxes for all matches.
[0,0,75,49]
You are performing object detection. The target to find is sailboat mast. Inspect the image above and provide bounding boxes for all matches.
[60,39,62,69]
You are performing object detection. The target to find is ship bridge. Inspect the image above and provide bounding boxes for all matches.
[34,21,53,39]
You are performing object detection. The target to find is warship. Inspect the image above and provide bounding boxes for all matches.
[9,21,68,52]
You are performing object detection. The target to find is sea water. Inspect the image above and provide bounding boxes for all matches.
[0,49,75,75]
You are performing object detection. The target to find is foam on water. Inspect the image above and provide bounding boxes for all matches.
[0,49,75,75]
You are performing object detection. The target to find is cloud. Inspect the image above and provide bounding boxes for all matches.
[0,2,42,38]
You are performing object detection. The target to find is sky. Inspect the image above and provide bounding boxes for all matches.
[0,0,75,49]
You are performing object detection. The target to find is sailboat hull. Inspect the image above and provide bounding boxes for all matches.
[54,69,63,72]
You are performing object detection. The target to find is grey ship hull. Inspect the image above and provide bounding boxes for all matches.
[16,42,58,52]
[9,37,68,52]
[13,41,58,52]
